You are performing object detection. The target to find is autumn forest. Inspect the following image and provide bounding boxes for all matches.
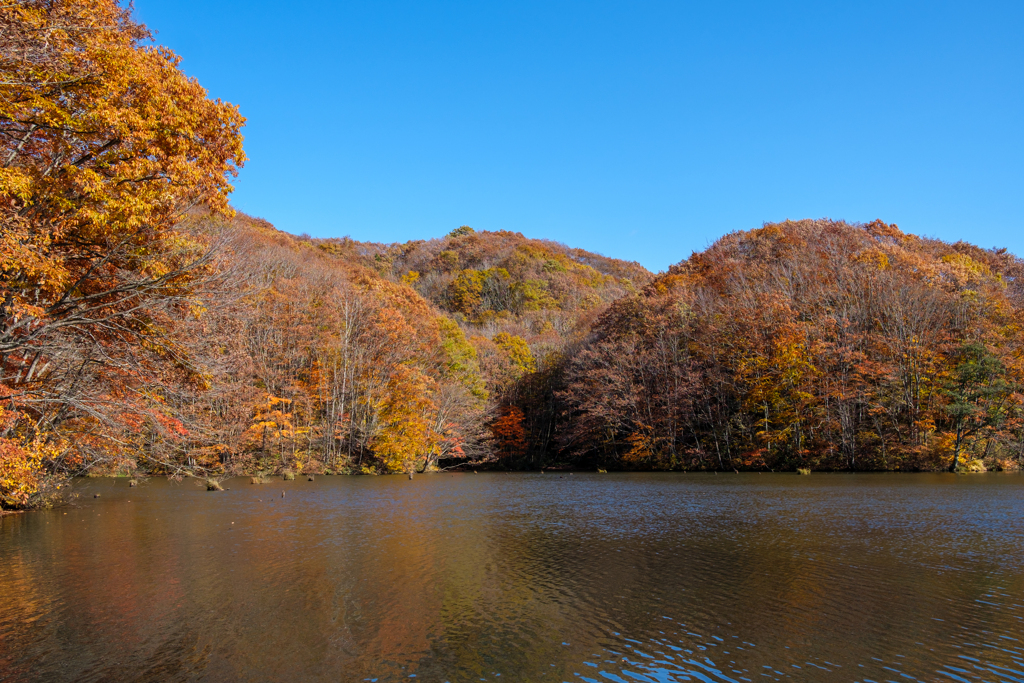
[3,1,1024,510]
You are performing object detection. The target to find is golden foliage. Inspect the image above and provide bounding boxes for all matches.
[493,333,536,374]
[371,367,438,473]
[0,0,245,503]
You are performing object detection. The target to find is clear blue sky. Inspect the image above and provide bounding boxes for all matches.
[134,1,1023,272]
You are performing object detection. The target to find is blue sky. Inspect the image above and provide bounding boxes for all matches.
[134,1,1023,272]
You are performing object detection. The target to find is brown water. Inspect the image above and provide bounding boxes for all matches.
[1,473,1022,683]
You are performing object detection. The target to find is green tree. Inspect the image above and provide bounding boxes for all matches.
[447,225,475,238]
[942,342,1013,471]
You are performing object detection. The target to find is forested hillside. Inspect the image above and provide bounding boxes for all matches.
[3,1,1022,510]
[312,227,653,466]
[553,220,1024,474]
[154,214,652,483]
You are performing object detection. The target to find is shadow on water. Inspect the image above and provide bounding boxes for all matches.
[1,472,1022,682]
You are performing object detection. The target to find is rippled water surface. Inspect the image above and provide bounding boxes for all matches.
[2,473,1023,682]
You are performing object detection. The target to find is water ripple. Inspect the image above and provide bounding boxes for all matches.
[0,473,1022,682]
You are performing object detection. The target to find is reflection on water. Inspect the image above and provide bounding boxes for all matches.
[1,473,1022,682]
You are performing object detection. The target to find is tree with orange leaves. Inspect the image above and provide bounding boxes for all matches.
[491,405,527,461]
[0,0,245,506]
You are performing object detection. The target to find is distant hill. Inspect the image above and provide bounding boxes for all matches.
[318,227,650,327]
[314,227,652,395]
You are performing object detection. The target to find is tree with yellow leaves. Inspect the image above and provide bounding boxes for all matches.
[0,0,245,506]
[372,366,439,474]
[247,396,294,465]
[493,333,536,375]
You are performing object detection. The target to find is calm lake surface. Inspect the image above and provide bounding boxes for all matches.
[1,473,1022,682]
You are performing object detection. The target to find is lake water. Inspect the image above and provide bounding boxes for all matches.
[1,473,1022,682]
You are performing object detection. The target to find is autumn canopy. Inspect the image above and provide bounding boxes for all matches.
[0,0,244,505]
[3,1,1024,510]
